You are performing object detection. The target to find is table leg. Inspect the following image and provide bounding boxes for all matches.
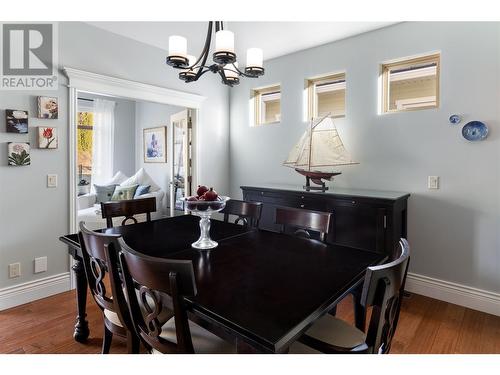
[72,258,90,343]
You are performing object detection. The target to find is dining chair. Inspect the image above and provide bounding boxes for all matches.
[78,222,140,354]
[101,197,156,228]
[117,237,235,354]
[275,206,332,242]
[220,199,263,228]
[290,238,411,354]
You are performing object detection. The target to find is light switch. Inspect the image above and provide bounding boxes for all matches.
[428,176,439,189]
[9,263,21,278]
[34,256,48,273]
[47,174,57,188]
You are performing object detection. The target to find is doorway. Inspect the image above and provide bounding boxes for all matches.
[170,109,195,217]
[65,67,205,235]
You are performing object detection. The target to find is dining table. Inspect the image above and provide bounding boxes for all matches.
[60,214,386,353]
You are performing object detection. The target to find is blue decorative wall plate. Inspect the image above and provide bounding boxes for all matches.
[462,121,488,141]
[449,114,461,124]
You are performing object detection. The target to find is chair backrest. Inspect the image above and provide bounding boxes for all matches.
[78,221,134,332]
[118,237,198,353]
[275,207,332,242]
[361,238,410,354]
[101,197,156,228]
[221,199,263,228]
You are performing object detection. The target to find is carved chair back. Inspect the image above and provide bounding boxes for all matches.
[78,222,134,332]
[275,207,332,242]
[361,238,410,354]
[118,237,198,353]
[221,199,263,228]
[101,197,156,228]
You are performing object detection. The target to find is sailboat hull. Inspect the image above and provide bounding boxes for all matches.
[295,169,341,192]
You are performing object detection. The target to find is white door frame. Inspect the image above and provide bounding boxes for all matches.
[64,67,206,289]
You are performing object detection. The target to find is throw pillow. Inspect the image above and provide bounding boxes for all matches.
[111,184,139,201]
[94,184,118,204]
[107,171,129,185]
[120,168,160,192]
[134,185,151,198]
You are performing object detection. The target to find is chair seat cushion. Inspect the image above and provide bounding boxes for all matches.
[294,315,366,353]
[152,318,236,354]
[104,309,123,328]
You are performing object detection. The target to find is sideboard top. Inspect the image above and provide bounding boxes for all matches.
[241,183,410,201]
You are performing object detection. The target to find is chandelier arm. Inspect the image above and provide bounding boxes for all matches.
[192,22,213,79]
[228,64,259,78]
[194,66,215,79]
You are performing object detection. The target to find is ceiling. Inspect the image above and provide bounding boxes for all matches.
[87,22,398,61]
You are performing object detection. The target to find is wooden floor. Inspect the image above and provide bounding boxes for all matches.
[0,290,499,354]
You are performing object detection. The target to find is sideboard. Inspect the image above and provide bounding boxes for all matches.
[241,184,410,257]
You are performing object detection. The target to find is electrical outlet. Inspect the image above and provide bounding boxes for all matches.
[47,174,57,188]
[9,263,21,278]
[34,256,48,273]
[428,176,439,189]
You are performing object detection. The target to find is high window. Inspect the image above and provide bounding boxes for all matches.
[253,85,281,126]
[382,53,440,113]
[307,72,346,119]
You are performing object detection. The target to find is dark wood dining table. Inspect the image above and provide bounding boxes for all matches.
[60,214,385,353]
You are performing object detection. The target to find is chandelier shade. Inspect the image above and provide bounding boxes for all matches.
[166,21,265,87]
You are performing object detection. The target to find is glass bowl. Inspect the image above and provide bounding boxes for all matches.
[181,196,230,250]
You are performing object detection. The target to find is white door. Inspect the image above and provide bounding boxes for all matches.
[169,109,194,217]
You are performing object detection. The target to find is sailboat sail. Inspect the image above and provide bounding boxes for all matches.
[283,116,357,172]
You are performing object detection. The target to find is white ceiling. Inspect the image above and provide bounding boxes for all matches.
[88,22,397,61]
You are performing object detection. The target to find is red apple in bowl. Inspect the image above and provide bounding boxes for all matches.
[203,187,218,201]
[186,196,198,210]
[197,185,209,197]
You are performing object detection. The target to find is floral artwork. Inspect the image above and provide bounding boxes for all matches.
[37,96,58,119]
[8,142,31,166]
[6,109,28,133]
[143,126,166,163]
[38,127,58,149]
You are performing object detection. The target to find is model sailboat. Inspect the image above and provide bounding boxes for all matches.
[283,114,358,192]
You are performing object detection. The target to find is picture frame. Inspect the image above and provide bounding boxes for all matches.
[6,109,29,133]
[37,96,59,119]
[38,127,58,149]
[8,142,31,166]
[143,126,167,163]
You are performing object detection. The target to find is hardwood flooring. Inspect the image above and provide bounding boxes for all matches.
[0,290,498,354]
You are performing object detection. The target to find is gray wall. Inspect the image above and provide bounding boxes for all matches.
[78,93,137,177]
[0,89,70,289]
[0,21,229,289]
[229,22,500,293]
[135,101,184,214]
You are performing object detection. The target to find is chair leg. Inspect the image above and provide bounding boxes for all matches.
[102,325,113,354]
[127,331,140,354]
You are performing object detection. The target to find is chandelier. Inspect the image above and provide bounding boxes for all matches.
[166,21,265,87]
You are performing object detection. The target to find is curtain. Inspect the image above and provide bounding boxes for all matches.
[91,98,116,186]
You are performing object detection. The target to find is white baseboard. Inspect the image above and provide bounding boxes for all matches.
[0,272,71,311]
[405,272,500,316]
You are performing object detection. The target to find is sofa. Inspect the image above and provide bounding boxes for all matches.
[77,168,165,230]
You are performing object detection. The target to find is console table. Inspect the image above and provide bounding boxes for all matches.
[241,184,410,257]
